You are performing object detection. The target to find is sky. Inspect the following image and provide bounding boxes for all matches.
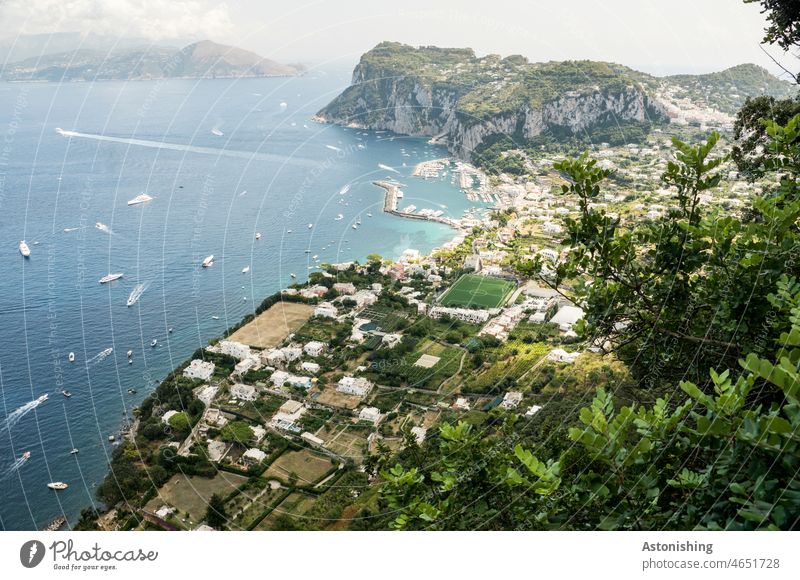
[0,0,792,77]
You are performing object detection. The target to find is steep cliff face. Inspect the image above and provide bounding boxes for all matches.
[316,42,667,159]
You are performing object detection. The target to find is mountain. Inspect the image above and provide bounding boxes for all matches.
[0,32,181,64]
[316,42,796,160]
[0,40,303,81]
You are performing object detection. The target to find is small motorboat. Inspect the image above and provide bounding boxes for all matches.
[242,266,250,274]
[108,435,116,442]
[212,315,219,320]
[127,388,137,395]
[68,352,75,363]
[22,451,31,460]
[127,350,133,357]
[61,390,72,398]
[150,339,157,348]
[202,255,214,268]
[287,229,292,233]
[69,448,79,455]
[307,223,313,229]
[47,482,68,490]
[168,328,173,333]
[255,233,261,240]
[290,273,296,278]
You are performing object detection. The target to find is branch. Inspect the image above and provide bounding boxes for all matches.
[758,44,799,84]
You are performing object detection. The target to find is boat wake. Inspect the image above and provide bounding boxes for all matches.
[378,163,400,174]
[0,454,30,481]
[127,283,147,307]
[86,347,113,366]
[1,395,48,433]
[55,128,317,168]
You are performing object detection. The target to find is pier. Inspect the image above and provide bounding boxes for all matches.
[372,181,459,227]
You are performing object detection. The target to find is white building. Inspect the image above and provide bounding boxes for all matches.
[230,383,257,401]
[271,370,290,387]
[337,376,373,397]
[359,407,382,424]
[501,391,523,409]
[184,359,215,381]
[234,357,258,376]
[382,333,403,349]
[453,397,471,411]
[550,306,585,332]
[304,341,326,357]
[410,426,427,444]
[242,448,267,465]
[525,405,543,417]
[333,282,356,295]
[547,348,582,364]
[301,361,320,374]
[217,340,251,360]
[315,303,338,318]
[429,306,491,324]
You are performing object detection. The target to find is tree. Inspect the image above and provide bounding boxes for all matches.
[546,126,799,389]
[167,411,191,435]
[744,0,800,53]
[220,421,254,446]
[733,95,800,177]
[205,493,227,529]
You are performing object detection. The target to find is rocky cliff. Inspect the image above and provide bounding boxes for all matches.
[316,42,667,159]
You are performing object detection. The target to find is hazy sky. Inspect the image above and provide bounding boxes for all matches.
[0,0,792,77]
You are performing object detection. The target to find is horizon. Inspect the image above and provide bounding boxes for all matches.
[0,0,794,79]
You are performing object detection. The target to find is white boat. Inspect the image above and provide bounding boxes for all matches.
[61,390,72,398]
[150,339,157,348]
[367,213,373,217]
[202,255,214,268]
[211,128,224,136]
[312,255,318,260]
[287,229,292,233]
[108,435,115,442]
[19,240,31,257]
[211,315,219,320]
[290,273,296,278]
[63,227,79,232]
[126,350,133,358]
[242,266,250,274]
[396,190,404,198]
[69,448,79,455]
[127,284,145,307]
[255,232,261,240]
[99,273,123,284]
[22,451,31,460]
[352,224,358,229]
[47,482,68,490]
[334,214,343,221]
[68,352,75,363]
[339,184,351,195]
[127,193,153,206]
[307,223,313,229]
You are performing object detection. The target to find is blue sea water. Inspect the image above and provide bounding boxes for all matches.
[0,70,484,530]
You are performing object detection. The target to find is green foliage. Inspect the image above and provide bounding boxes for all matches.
[205,493,227,530]
[745,0,800,55]
[220,421,255,447]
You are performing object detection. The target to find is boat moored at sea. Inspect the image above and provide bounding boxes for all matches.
[69,448,79,455]
[68,352,75,362]
[150,339,158,348]
[19,240,31,257]
[99,273,123,284]
[127,193,153,206]
[202,255,214,268]
[61,390,72,398]
[242,266,250,274]
[47,482,68,490]
[255,233,261,240]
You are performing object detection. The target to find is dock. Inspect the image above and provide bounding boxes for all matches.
[372,181,459,227]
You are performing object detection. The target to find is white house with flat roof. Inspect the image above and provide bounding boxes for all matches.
[501,391,523,409]
[230,383,257,401]
[217,340,251,360]
[301,361,320,374]
[304,341,326,357]
[242,448,267,465]
[359,407,382,424]
[550,306,585,332]
[337,376,373,397]
[184,359,215,381]
[315,303,338,318]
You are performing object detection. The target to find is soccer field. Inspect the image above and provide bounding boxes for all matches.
[438,274,516,309]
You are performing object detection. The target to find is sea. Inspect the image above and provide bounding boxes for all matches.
[0,68,487,530]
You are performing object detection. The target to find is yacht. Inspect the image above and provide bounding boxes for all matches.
[339,184,351,195]
[150,339,157,348]
[287,229,292,233]
[61,390,72,398]
[211,128,224,136]
[242,266,250,274]
[211,315,219,320]
[202,255,214,268]
[68,352,75,363]
[307,223,313,229]
[69,448,79,455]
[99,273,123,284]
[352,224,358,230]
[126,284,145,307]
[47,482,69,490]
[127,193,153,206]
[126,349,133,358]
[255,232,261,240]
[19,240,31,257]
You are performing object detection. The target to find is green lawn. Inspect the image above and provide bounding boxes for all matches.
[438,274,516,309]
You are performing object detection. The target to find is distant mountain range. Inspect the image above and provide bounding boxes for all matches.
[317,42,797,159]
[0,38,304,81]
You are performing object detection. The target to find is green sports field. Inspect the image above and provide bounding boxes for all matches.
[438,274,516,309]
